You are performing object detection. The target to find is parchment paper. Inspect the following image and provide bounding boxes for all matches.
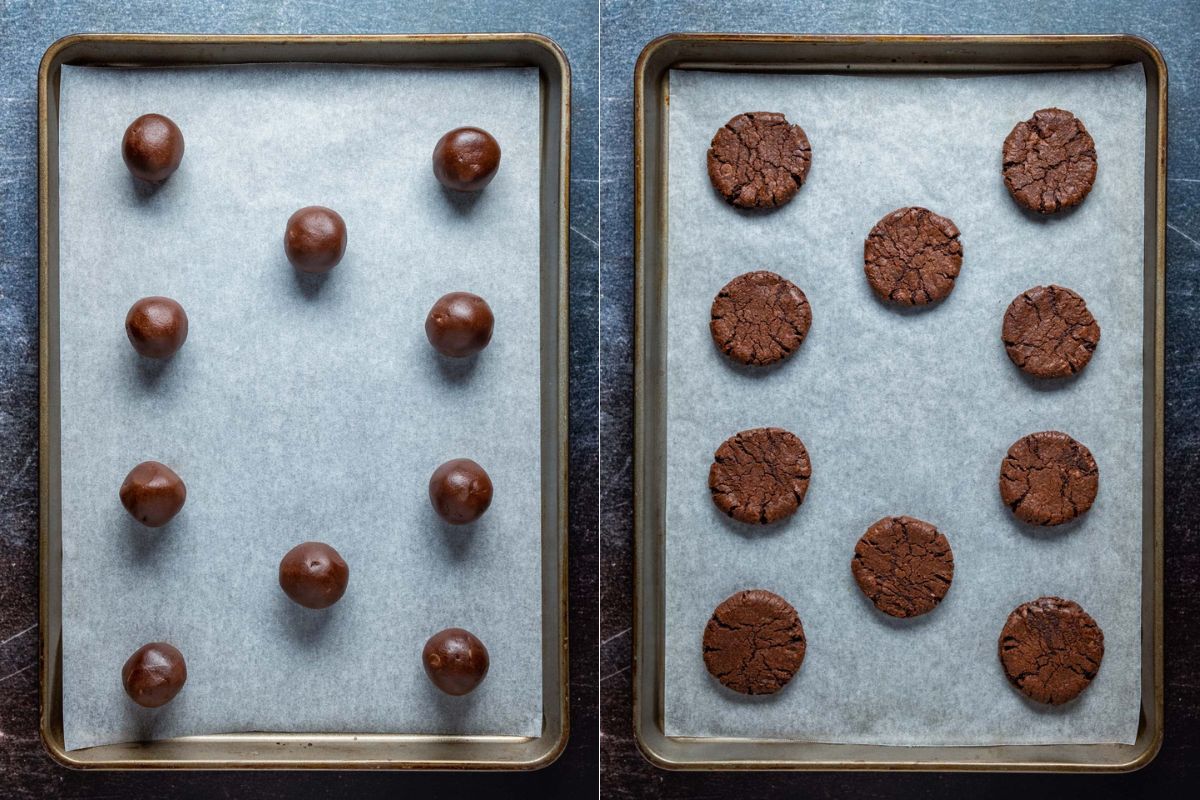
[58,64,542,751]
[665,65,1145,745]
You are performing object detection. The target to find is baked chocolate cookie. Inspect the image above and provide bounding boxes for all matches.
[864,207,963,305]
[709,427,811,524]
[707,112,812,210]
[851,516,954,618]
[1002,285,1100,378]
[1000,431,1098,526]
[702,589,807,695]
[1002,108,1098,214]
[710,271,812,366]
[999,596,1104,705]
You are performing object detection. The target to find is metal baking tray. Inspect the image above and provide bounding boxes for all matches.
[633,34,1164,772]
[38,33,570,770]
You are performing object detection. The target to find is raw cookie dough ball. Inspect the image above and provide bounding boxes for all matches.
[425,292,494,358]
[702,589,807,695]
[122,642,187,708]
[999,431,1098,526]
[122,114,185,183]
[1002,108,1097,214]
[708,427,811,525]
[119,461,186,528]
[852,516,954,618]
[707,112,812,209]
[429,458,493,525]
[999,596,1104,704]
[284,206,347,273]
[864,206,963,305]
[432,127,502,192]
[278,542,349,609]
[710,271,812,366]
[126,297,188,359]
[423,628,490,695]
[1002,284,1100,378]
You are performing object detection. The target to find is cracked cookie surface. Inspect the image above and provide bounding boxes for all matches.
[1002,284,1100,378]
[702,589,807,695]
[707,112,812,209]
[710,270,812,366]
[851,516,954,618]
[999,596,1104,705]
[1002,107,1097,214]
[864,207,962,305]
[708,427,811,524]
[999,431,1098,526]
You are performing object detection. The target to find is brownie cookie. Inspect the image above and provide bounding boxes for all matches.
[864,207,963,305]
[702,589,807,695]
[999,431,1098,526]
[710,271,812,366]
[999,596,1104,704]
[1002,285,1100,379]
[707,112,812,210]
[851,516,954,618]
[1002,108,1097,214]
[709,427,811,524]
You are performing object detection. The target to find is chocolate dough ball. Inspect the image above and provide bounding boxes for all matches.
[122,642,187,708]
[432,127,501,192]
[278,542,349,609]
[425,292,494,358]
[125,297,188,359]
[120,461,186,527]
[429,459,493,525]
[423,628,489,695]
[284,206,347,273]
[122,114,185,183]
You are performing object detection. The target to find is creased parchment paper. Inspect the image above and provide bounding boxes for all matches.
[665,65,1144,745]
[58,64,542,751]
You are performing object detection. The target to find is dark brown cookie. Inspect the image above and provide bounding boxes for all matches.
[1002,108,1098,214]
[864,207,963,305]
[702,589,807,695]
[1002,285,1100,379]
[1000,431,1098,526]
[851,516,954,618]
[707,112,812,209]
[710,271,812,366]
[708,427,811,524]
[999,596,1104,704]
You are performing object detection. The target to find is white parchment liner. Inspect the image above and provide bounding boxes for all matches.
[58,64,543,750]
[664,65,1144,745]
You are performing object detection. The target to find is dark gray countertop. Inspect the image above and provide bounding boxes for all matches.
[599,0,1199,796]
[0,1,597,797]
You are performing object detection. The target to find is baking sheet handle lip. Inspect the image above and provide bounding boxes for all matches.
[630,31,1166,773]
[36,29,573,773]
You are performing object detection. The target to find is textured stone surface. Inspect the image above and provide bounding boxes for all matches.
[600,0,1200,796]
[0,1,597,797]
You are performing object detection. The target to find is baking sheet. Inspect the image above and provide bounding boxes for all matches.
[57,63,542,751]
[664,65,1144,746]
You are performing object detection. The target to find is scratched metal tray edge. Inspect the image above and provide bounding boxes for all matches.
[37,32,571,771]
[632,33,1165,773]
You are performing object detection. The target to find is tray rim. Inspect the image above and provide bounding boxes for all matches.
[632,32,1166,773]
[38,31,571,771]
